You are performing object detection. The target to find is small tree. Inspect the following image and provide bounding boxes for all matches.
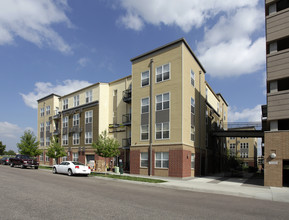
[17,130,42,157]
[92,130,120,172]
[4,150,16,156]
[0,141,6,155]
[46,137,66,164]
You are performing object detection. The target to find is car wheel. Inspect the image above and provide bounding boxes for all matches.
[10,163,14,167]
[68,169,73,176]
[21,164,25,169]
[53,167,57,174]
[34,166,38,169]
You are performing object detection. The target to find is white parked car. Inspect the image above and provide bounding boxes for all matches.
[53,161,91,176]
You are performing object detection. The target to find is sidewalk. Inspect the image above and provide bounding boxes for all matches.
[106,172,289,203]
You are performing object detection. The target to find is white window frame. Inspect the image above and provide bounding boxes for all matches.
[46,106,51,115]
[85,111,93,124]
[73,153,79,162]
[191,126,195,142]
[156,63,170,83]
[46,137,50,146]
[141,97,149,114]
[86,90,92,103]
[73,133,80,145]
[40,137,44,147]
[63,99,68,110]
[155,122,170,140]
[85,131,92,144]
[140,152,148,167]
[40,123,44,132]
[191,153,195,169]
[62,134,68,145]
[63,116,68,128]
[40,108,45,117]
[191,98,195,114]
[191,70,195,87]
[73,114,79,126]
[155,152,169,168]
[74,95,79,107]
[62,156,67,162]
[140,124,149,141]
[156,93,170,111]
[39,153,44,161]
[45,155,49,163]
[141,70,149,87]
[46,121,50,132]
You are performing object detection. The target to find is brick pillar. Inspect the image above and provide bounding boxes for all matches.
[79,151,85,164]
[169,150,191,177]
[130,150,140,174]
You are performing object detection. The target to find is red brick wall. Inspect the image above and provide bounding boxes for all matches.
[130,150,140,174]
[78,152,85,164]
[169,150,191,177]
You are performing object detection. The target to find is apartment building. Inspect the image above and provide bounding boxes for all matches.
[37,38,227,177]
[129,38,228,177]
[37,77,132,171]
[264,0,289,186]
[227,127,258,168]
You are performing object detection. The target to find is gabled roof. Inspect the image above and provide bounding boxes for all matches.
[130,38,206,73]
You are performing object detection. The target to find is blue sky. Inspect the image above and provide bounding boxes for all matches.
[0,0,266,152]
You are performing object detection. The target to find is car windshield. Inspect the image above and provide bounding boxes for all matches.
[72,162,84,166]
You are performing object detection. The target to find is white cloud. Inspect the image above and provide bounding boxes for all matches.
[0,122,34,151]
[197,6,266,77]
[116,0,259,32]
[0,0,72,54]
[20,80,92,109]
[77,57,90,67]
[228,105,262,122]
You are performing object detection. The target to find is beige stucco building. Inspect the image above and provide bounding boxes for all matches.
[264,0,289,186]
[37,38,228,177]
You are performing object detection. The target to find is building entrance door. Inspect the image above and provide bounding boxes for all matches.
[283,160,289,187]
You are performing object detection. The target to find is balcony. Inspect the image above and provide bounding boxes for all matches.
[122,114,131,126]
[122,138,131,149]
[123,89,131,103]
[53,113,61,120]
[53,129,60,136]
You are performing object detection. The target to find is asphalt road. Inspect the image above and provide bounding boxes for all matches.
[0,165,289,220]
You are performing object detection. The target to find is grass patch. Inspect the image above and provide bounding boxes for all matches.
[39,165,52,170]
[90,173,166,183]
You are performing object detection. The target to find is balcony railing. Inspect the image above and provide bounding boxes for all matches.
[69,126,82,133]
[122,114,131,126]
[123,89,131,103]
[122,138,131,149]
[53,113,61,119]
[53,129,60,135]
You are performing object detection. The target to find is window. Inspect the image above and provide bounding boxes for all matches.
[45,155,49,163]
[85,111,92,124]
[40,138,44,147]
[46,106,50,115]
[73,153,78,162]
[230,143,236,148]
[191,153,195,169]
[156,122,169,139]
[86,90,92,103]
[191,126,195,141]
[40,108,44,117]
[155,152,169,168]
[191,98,195,114]
[63,116,68,128]
[73,114,79,126]
[46,121,50,132]
[141,71,149,87]
[63,99,68,110]
[45,137,50,146]
[39,153,43,161]
[40,123,44,132]
[62,156,67,162]
[62,134,68,145]
[156,93,169,111]
[141,98,149,114]
[141,125,149,140]
[156,63,170,83]
[191,70,195,87]
[85,132,92,144]
[73,133,79,145]
[140,152,148,167]
[74,95,79,107]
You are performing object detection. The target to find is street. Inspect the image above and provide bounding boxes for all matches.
[0,165,288,220]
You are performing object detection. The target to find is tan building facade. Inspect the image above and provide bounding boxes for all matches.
[37,38,228,177]
[264,0,289,186]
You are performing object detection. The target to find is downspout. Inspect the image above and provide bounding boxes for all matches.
[199,71,202,176]
[149,59,154,176]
